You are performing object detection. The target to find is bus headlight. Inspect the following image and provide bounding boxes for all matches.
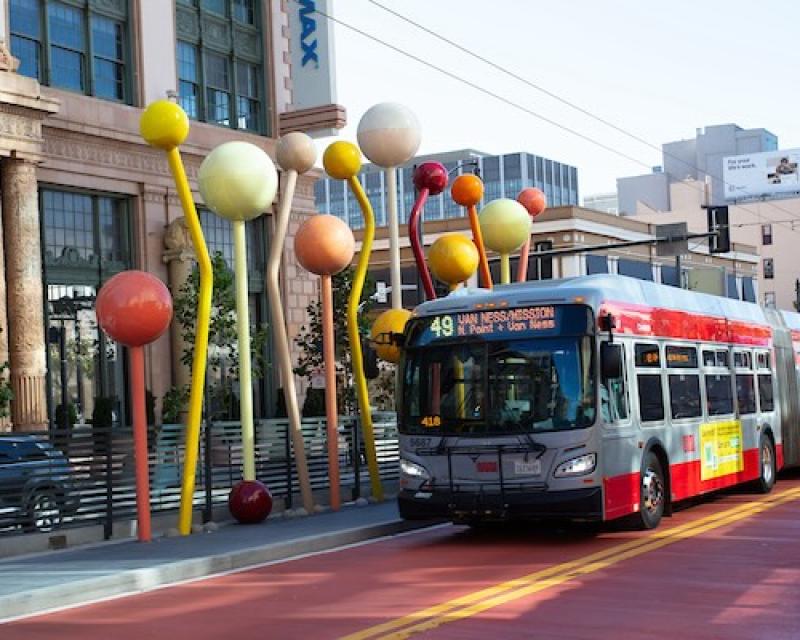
[400,458,431,481]
[554,453,597,477]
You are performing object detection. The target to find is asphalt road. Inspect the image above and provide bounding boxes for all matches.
[4,473,800,640]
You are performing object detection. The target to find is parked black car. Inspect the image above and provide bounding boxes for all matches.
[0,436,79,532]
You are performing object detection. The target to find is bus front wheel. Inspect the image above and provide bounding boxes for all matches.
[756,434,776,494]
[637,452,665,530]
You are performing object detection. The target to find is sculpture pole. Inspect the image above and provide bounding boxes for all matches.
[516,188,547,282]
[198,141,278,522]
[96,271,173,542]
[452,174,491,289]
[408,162,448,301]
[140,101,212,536]
[357,103,421,309]
[295,213,356,511]
[269,132,319,514]
[323,141,383,501]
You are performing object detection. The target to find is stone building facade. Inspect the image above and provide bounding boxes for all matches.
[0,0,334,432]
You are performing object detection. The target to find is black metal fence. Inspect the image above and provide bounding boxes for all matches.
[0,412,399,537]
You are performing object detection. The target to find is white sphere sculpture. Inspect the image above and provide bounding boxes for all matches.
[357,102,421,168]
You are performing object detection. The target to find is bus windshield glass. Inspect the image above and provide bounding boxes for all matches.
[401,335,595,435]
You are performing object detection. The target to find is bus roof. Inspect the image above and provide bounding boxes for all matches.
[412,274,781,329]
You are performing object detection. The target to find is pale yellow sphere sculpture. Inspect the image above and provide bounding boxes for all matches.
[276,132,317,174]
[478,198,531,254]
[371,308,412,364]
[295,215,355,276]
[357,103,421,168]
[198,141,278,222]
[323,141,362,180]
[428,234,480,287]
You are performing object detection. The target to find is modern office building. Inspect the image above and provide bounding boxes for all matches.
[583,192,618,214]
[355,205,759,310]
[618,124,778,215]
[315,149,579,229]
[0,0,339,432]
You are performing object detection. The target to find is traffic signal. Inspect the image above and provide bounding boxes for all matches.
[707,205,730,254]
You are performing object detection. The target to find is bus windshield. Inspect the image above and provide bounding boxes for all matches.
[401,336,596,435]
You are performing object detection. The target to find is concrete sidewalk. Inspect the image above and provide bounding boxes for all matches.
[0,500,437,622]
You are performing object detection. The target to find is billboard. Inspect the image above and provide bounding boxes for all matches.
[723,148,800,200]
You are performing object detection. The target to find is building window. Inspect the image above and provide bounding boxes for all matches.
[764,291,776,309]
[176,0,266,134]
[762,224,773,245]
[763,258,774,279]
[10,0,130,103]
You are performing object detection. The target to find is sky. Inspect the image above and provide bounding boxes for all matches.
[314,0,800,198]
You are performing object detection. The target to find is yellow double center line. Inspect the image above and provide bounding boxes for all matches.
[342,487,800,640]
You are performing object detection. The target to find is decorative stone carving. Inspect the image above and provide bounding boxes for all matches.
[202,15,231,50]
[0,42,20,73]
[1,159,47,430]
[176,5,200,42]
[164,216,194,254]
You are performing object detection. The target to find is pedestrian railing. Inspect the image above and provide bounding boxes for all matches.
[0,412,399,538]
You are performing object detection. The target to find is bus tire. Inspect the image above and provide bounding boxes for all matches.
[637,452,665,530]
[756,434,776,494]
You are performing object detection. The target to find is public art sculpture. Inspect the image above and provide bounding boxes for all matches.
[269,132,319,515]
[140,101,213,536]
[96,271,173,542]
[197,140,278,524]
[357,103,421,310]
[408,162,449,301]
[451,173,492,290]
[295,214,356,510]
[516,187,547,282]
[479,198,532,285]
[322,141,384,501]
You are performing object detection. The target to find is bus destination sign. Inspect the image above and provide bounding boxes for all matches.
[422,305,558,342]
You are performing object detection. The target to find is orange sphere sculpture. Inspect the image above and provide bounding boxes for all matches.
[428,234,480,287]
[295,215,355,276]
[517,187,547,218]
[96,271,173,347]
[451,174,484,207]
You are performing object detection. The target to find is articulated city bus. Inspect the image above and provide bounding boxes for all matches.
[397,274,800,529]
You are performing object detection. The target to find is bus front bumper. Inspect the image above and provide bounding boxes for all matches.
[398,486,603,523]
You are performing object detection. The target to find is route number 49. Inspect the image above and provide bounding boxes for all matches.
[430,316,454,338]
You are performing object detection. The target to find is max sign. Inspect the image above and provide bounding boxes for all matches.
[298,0,319,67]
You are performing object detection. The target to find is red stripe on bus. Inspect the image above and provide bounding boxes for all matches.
[603,446,771,520]
[599,302,772,346]
[777,442,784,470]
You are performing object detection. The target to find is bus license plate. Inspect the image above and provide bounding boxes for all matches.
[514,459,541,476]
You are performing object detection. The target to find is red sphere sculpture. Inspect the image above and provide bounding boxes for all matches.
[96,271,173,347]
[517,187,547,218]
[413,162,448,195]
[229,479,273,524]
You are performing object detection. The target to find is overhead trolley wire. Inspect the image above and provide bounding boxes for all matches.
[299,0,800,236]
[364,0,800,236]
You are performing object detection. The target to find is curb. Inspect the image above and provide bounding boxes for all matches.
[0,518,435,622]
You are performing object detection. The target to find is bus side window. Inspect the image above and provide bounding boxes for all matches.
[601,343,628,423]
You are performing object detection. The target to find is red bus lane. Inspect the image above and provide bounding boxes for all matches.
[4,478,800,640]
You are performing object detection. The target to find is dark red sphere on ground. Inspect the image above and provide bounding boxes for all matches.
[413,162,448,195]
[229,480,273,524]
[96,270,173,347]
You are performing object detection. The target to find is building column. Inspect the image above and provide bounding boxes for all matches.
[162,216,195,402]
[1,158,47,430]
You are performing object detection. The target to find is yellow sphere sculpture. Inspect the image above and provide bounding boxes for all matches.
[478,198,532,254]
[198,141,278,222]
[428,234,480,288]
[140,100,189,151]
[323,141,362,180]
[371,308,412,364]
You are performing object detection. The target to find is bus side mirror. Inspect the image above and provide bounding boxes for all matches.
[601,343,623,380]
